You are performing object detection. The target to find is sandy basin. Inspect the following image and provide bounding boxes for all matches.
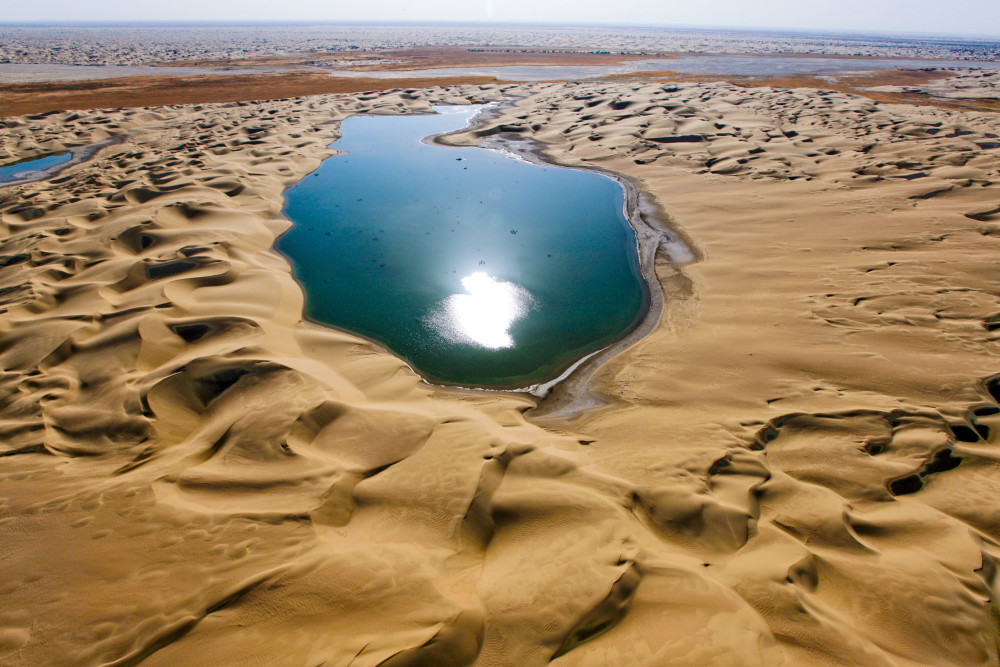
[1,79,1000,665]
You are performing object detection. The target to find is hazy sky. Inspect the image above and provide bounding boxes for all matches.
[5,0,1000,38]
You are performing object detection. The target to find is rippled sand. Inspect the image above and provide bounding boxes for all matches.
[1,78,1000,664]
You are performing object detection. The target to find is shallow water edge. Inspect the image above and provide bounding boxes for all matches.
[280,100,695,405]
[430,99,697,411]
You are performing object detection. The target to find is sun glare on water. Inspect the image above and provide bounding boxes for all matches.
[427,272,533,349]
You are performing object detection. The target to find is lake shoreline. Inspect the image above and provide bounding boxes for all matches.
[431,99,697,414]
[274,101,669,396]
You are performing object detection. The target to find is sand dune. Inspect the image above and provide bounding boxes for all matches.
[2,24,996,67]
[867,66,1000,100]
[1,78,1000,665]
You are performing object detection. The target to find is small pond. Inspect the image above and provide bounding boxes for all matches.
[0,152,72,183]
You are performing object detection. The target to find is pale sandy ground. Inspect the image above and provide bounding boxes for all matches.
[0,63,294,84]
[1,24,997,67]
[1,78,1000,666]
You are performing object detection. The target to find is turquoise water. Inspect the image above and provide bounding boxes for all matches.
[278,106,646,388]
[0,152,71,183]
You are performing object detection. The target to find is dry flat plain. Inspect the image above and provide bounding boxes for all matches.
[1,24,997,65]
[2,24,1000,667]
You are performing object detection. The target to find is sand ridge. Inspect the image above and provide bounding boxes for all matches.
[447,81,1000,663]
[1,78,999,665]
[866,66,1000,100]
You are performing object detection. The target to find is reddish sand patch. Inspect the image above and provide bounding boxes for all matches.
[0,71,500,117]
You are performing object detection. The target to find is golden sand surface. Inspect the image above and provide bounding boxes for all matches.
[1,78,1000,665]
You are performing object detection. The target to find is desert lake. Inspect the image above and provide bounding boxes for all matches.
[278,105,646,388]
